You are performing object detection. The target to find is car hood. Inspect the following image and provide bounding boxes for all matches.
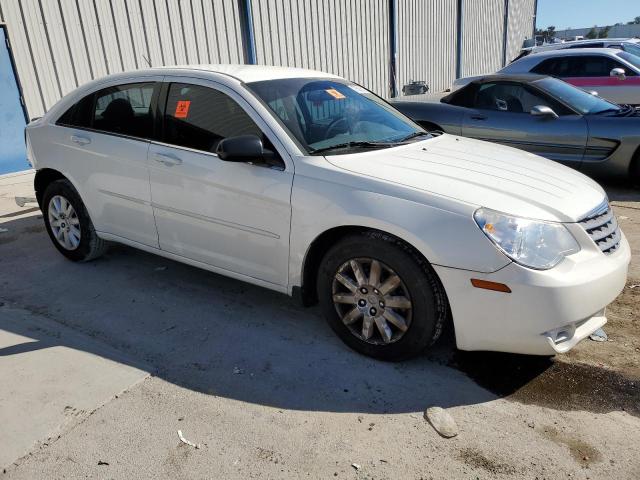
[325,134,606,222]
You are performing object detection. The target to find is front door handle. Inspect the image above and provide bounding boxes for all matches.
[154,153,183,167]
[70,135,91,145]
[470,114,488,121]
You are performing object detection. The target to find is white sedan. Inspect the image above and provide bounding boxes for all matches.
[26,65,630,360]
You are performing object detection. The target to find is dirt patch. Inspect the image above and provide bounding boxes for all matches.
[256,447,283,465]
[163,443,194,475]
[457,447,517,475]
[452,352,640,417]
[540,425,602,467]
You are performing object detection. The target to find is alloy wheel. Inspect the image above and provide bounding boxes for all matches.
[48,195,81,251]
[332,257,413,345]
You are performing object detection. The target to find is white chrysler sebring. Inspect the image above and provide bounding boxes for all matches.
[26,65,630,360]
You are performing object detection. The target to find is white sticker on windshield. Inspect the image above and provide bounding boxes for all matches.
[349,84,369,94]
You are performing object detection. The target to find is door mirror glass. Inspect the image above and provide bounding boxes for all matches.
[610,67,626,80]
[216,134,273,163]
[530,105,559,118]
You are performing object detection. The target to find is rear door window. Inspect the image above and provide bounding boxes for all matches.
[92,83,156,138]
[531,57,571,76]
[58,82,157,139]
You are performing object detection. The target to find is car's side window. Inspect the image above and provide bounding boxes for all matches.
[612,60,637,76]
[575,56,618,77]
[531,58,561,76]
[473,82,569,115]
[445,84,479,107]
[163,83,264,153]
[92,83,156,138]
[474,83,525,112]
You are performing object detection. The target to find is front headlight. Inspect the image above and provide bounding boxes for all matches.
[474,208,580,270]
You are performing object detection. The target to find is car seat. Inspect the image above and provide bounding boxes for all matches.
[101,98,135,134]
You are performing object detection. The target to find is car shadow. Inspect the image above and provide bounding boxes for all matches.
[0,212,636,416]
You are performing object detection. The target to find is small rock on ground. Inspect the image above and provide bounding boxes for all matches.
[424,406,458,438]
[589,328,608,342]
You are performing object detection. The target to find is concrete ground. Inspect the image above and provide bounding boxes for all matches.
[0,171,639,479]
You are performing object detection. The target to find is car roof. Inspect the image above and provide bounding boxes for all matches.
[527,48,623,58]
[146,64,342,83]
[468,73,548,84]
[531,38,639,49]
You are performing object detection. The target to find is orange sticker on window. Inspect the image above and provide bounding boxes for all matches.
[174,100,191,118]
[325,88,346,99]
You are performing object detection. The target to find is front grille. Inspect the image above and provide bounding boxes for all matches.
[579,203,620,255]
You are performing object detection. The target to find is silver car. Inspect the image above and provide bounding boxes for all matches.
[392,74,640,182]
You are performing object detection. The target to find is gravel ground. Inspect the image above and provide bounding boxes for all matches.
[1,175,639,479]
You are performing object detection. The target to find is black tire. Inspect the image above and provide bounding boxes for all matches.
[42,179,108,262]
[631,153,640,187]
[317,230,448,361]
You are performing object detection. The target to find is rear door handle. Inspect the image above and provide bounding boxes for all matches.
[470,114,488,121]
[154,152,183,166]
[70,135,91,145]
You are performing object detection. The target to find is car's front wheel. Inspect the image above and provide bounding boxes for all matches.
[317,231,448,361]
[42,179,107,262]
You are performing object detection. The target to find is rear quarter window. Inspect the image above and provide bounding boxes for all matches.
[56,94,94,128]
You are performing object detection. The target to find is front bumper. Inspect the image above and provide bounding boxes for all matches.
[433,231,630,355]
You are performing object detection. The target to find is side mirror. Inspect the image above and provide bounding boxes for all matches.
[215,135,275,164]
[530,105,559,119]
[610,67,626,80]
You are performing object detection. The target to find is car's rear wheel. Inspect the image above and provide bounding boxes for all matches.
[42,179,107,262]
[317,231,448,361]
[631,151,640,187]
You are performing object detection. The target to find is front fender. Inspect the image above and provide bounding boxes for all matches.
[288,173,510,290]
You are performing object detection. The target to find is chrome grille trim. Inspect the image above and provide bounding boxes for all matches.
[580,209,613,231]
[590,215,618,242]
[578,202,621,255]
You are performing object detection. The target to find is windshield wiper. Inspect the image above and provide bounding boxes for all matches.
[394,131,433,142]
[310,141,395,155]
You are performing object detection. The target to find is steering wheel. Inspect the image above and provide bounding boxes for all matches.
[324,117,350,139]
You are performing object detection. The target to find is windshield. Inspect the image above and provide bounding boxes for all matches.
[247,78,425,155]
[535,77,620,115]
[617,50,640,70]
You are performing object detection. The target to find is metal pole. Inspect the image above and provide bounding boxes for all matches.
[389,0,398,97]
[239,0,257,64]
[502,0,510,66]
[456,0,463,79]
